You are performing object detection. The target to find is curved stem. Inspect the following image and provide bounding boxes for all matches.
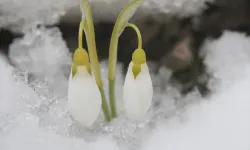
[108,23,143,118]
[78,20,84,48]
[125,23,142,49]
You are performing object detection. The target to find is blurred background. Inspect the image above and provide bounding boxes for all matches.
[1,1,250,150]
[0,0,250,96]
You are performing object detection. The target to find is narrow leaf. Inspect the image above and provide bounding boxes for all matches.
[115,0,144,36]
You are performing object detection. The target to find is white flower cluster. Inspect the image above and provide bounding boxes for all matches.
[67,0,154,127]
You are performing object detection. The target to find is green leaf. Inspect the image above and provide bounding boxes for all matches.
[108,0,144,80]
[79,0,93,35]
[79,0,90,20]
[115,0,144,36]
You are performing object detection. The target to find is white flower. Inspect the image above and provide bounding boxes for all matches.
[68,49,102,128]
[123,49,153,121]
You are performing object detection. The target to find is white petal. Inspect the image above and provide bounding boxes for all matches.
[68,66,102,128]
[123,62,153,121]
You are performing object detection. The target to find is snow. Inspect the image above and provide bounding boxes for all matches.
[1,28,250,150]
[9,25,71,96]
[143,31,250,150]
[0,0,213,33]
[1,115,119,150]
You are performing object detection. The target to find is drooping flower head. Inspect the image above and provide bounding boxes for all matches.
[123,48,153,121]
[68,47,102,128]
[71,48,91,77]
[68,0,148,126]
[132,48,146,78]
[107,0,145,118]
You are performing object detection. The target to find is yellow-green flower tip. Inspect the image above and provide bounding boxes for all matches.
[132,63,141,78]
[73,48,90,66]
[72,48,91,76]
[132,49,146,64]
[72,63,78,77]
[72,63,92,77]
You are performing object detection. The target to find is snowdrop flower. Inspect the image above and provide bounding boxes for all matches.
[108,0,144,118]
[123,48,153,121]
[68,48,102,127]
[70,0,146,124]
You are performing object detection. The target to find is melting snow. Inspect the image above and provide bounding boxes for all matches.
[1,28,250,150]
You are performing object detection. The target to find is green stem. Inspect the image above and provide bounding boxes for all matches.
[99,87,111,122]
[108,23,143,118]
[109,79,116,118]
[108,25,119,118]
[125,23,142,49]
[84,27,111,122]
[78,20,84,48]
[80,5,111,122]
